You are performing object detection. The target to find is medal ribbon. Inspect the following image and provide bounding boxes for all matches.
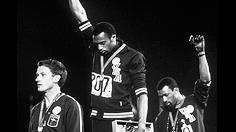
[100,44,126,80]
[37,93,63,132]
[169,110,179,132]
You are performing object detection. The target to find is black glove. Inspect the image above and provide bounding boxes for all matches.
[189,35,205,57]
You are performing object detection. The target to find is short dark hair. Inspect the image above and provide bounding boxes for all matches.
[37,59,67,87]
[156,76,178,91]
[93,21,116,38]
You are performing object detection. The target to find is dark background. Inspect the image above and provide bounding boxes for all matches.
[17,0,217,131]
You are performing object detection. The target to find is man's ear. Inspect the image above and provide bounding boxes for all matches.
[53,75,61,83]
[111,34,116,42]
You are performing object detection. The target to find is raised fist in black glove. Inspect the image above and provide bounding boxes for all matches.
[189,35,205,57]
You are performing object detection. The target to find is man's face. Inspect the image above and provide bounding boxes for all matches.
[93,32,116,54]
[158,86,177,110]
[35,66,55,92]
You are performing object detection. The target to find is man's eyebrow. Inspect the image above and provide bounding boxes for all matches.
[94,41,105,45]
[36,71,45,75]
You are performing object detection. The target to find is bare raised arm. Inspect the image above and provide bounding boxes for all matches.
[68,0,88,24]
[189,35,211,83]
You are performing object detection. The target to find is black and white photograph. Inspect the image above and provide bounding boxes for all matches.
[18,0,217,132]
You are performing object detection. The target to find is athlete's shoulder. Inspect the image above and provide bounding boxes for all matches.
[30,101,42,115]
[125,44,145,57]
[32,101,41,110]
[62,94,82,107]
[121,44,142,56]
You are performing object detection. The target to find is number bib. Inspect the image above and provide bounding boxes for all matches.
[91,72,113,98]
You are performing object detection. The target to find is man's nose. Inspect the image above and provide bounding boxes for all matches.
[98,45,103,50]
[163,96,167,102]
[35,76,40,81]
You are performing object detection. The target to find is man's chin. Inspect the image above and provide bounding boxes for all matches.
[37,87,45,92]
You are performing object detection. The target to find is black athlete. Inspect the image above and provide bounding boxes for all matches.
[154,35,212,132]
[68,0,148,132]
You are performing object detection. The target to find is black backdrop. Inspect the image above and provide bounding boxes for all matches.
[17,0,217,131]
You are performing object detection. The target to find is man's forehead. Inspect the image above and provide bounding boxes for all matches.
[36,66,51,74]
[93,32,108,41]
[158,85,171,95]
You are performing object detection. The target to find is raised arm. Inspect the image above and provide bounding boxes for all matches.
[189,35,212,110]
[68,0,88,24]
[189,35,211,83]
[68,0,93,48]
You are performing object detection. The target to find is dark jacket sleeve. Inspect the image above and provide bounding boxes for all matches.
[193,79,211,109]
[129,52,147,96]
[78,20,94,49]
[28,107,34,132]
[65,96,84,132]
